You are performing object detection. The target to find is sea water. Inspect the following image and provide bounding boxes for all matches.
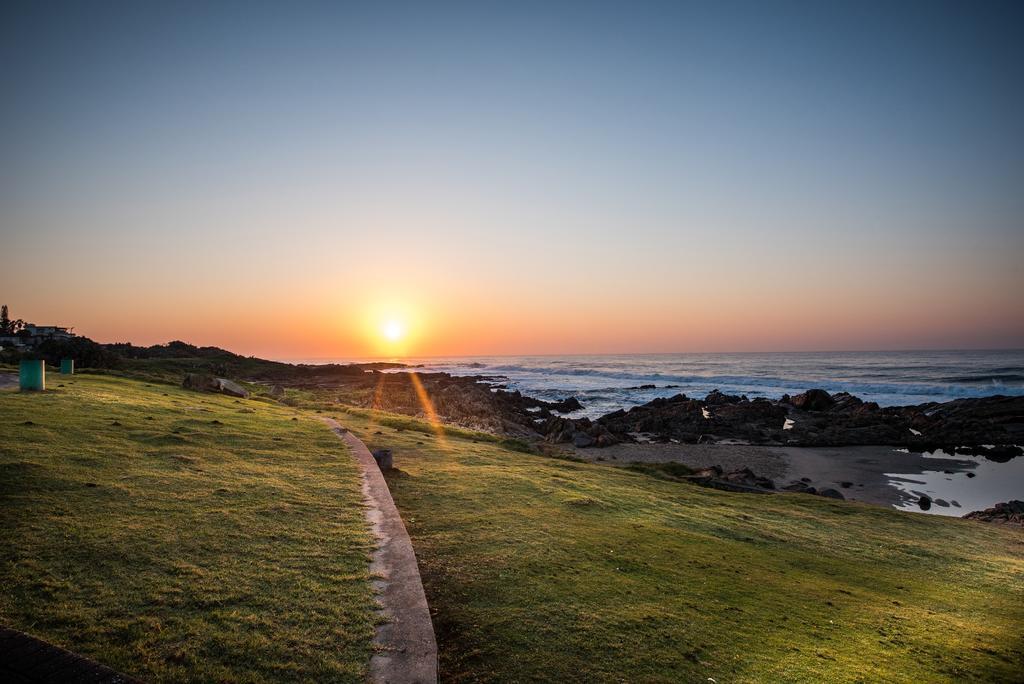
[339,349,1024,419]
[886,449,1024,516]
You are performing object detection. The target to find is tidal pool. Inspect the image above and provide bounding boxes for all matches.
[886,449,1024,516]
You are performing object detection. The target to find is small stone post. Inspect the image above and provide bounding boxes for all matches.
[372,448,394,471]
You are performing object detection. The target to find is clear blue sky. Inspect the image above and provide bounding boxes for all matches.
[2,1,1022,356]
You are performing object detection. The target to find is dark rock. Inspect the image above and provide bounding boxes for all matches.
[979,445,1021,462]
[819,488,845,500]
[965,472,976,478]
[720,467,775,490]
[182,373,249,398]
[691,465,723,479]
[917,495,932,511]
[963,500,1024,525]
[372,449,393,471]
[840,481,853,488]
[705,389,743,405]
[572,432,595,448]
[686,466,774,492]
[550,397,584,413]
[790,389,835,412]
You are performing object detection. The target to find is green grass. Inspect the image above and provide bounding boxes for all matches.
[0,374,376,682]
[334,410,1024,683]
[4,373,1023,683]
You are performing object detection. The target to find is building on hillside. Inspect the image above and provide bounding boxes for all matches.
[0,324,76,351]
[0,335,26,349]
[22,324,75,340]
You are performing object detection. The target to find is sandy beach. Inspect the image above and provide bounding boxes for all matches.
[572,442,989,511]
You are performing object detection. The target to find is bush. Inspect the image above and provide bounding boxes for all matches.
[33,335,121,368]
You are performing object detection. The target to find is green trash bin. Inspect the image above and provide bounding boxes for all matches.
[19,359,45,391]
[60,358,74,375]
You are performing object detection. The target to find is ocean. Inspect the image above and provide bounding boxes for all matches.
[312,350,1024,420]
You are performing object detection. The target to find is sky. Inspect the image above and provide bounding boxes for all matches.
[1,1,1022,358]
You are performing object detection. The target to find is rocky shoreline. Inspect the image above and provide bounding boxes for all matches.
[243,364,1023,523]
[278,365,1024,458]
[593,388,1024,456]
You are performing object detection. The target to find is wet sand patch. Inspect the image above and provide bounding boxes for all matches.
[572,442,999,512]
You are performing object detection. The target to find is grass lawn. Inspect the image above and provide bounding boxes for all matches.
[3,374,1023,683]
[328,406,1024,683]
[0,373,376,682]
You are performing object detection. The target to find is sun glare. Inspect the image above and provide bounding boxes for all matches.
[383,319,404,341]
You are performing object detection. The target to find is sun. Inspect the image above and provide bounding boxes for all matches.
[383,319,404,342]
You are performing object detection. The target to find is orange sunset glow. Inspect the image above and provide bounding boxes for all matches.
[1,1,1021,360]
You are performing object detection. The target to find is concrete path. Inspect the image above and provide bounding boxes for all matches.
[0,627,141,683]
[323,418,438,684]
[0,374,18,390]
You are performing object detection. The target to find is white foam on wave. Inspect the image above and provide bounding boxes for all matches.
[367,351,1024,419]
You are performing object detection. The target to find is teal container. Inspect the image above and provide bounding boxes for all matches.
[60,358,74,375]
[19,359,45,391]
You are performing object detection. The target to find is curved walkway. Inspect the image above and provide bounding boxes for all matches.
[322,418,438,684]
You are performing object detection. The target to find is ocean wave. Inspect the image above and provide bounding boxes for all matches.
[406,351,1024,416]
[937,373,1024,384]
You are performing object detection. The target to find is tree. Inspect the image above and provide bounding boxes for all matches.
[0,305,25,335]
